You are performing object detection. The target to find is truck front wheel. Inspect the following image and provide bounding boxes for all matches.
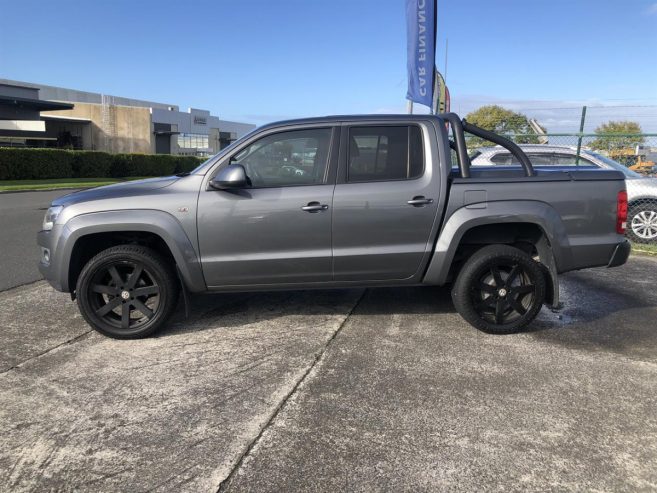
[76,245,180,339]
[451,245,546,334]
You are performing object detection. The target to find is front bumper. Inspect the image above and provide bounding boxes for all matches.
[607,240,631,268]
[37,229,64,291]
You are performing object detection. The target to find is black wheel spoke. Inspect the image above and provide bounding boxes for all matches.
[491,266,503,287]
[510,297,527,315]
[126,265,143,289]
[91,284,119,295]
[96,297,121,317]
[476,296,496,311]
[108,266,123,287]
[132,299,154,319]
[483,296,497,307]
[478,282,495,293]
[133,285,159,297]
[121,304,130,329]
[505,265,520,288]
[494,299,505,324]
[513,284,535,295]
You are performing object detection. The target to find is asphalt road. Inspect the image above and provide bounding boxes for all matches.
[1,256,656,491]
[0,190,78,292]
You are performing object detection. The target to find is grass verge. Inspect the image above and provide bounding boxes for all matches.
[632,243,657,256]
[0,177,150,192]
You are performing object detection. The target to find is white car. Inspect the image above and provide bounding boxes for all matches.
[471,145,657,242]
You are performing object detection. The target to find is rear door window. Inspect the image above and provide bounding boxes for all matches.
[347,126,423,182]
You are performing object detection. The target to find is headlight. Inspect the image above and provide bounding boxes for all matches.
[42,206,63,231]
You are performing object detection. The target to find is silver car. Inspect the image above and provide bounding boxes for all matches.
[472,145,657,242]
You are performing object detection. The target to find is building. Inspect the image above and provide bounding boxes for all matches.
[0,79,255,155]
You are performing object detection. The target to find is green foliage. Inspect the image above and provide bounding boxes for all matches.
[0,148,74,180]
[464,105,543,147]
[588,121,645,151]
[109,154,202,177]
[0,148,204,181]
[72,151,113,178]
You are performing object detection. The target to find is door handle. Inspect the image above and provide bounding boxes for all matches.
[301,201,329,213]
[407,196,434,207]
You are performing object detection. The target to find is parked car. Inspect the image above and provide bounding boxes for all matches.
[471,145,657,243]
[37,114,630,339]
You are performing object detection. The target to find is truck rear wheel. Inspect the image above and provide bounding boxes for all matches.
[451,245,545,334]
[76,245,179,339]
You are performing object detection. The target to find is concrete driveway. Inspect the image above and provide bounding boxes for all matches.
[1,256,657,491]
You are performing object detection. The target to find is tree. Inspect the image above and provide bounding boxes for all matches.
[588,121,645,153]
[464,105,543,147]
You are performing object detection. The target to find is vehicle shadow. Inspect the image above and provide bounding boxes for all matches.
[157,259,657,362]
[159,285,457,338]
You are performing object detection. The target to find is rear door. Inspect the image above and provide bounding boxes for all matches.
[331,122,441,281]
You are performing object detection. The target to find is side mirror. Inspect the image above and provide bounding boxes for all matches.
[209,164,248,190]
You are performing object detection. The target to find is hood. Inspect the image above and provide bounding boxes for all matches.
[52,176,179,207]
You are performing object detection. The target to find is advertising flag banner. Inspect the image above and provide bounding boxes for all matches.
[433,69,449,114]
[406,0,436,107]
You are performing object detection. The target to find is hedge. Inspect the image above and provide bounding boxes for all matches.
[0,148,205,180]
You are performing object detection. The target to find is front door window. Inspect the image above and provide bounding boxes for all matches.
[231,128,332,188]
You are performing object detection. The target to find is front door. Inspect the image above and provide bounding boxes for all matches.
[332,124,440,281]
[198,127,336,287]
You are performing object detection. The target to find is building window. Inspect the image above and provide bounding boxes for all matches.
[177,133,210,154]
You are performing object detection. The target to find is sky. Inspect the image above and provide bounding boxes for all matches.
[1,0,656,131]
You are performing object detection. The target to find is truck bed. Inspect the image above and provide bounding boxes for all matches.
[443,166,626,274]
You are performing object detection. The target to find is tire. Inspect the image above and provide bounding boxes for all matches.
[451,245,546,334]
[76,245,180,339]
[627,202,657,243]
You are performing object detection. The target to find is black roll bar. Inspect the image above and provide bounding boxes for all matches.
[436,112,536,178]
[438,113,471,178]
[461,119,536,177]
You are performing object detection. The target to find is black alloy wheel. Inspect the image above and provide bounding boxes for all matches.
[452,245,546,334]
[472,262,536,325]
[89,261,160,330]
[76,245,179,338]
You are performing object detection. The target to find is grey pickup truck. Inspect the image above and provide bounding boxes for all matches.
[37,113,631,338]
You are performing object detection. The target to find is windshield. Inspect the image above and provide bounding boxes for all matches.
[586,151,643,178]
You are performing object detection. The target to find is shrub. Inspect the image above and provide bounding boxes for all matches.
[0,148,74,180]
[123,154,177,177]
[0,148,205,180]
[72,151,113,178]
[174,156,205,174]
